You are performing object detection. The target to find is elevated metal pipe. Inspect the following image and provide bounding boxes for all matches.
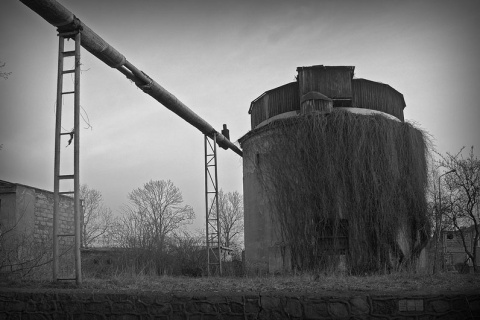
[19,0,243,156]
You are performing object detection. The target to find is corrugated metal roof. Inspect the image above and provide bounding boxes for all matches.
[247,65,406,125]
[352,78,406,121]
[249,82,297,114]
[353,78,405,106]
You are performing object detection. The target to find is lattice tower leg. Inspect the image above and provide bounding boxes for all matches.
[204,134,222,276]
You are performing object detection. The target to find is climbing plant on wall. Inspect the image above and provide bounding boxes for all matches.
[252,111,430,274]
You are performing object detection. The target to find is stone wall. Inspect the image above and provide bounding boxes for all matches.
[0,181,74,243]
[34,188,74,244]
[0,289,478,319]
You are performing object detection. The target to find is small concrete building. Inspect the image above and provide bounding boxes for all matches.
[443,226,480,272]
[0,180,74,274]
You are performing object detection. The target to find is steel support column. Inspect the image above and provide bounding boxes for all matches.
[205,134,222,276]
[53,31,82,285]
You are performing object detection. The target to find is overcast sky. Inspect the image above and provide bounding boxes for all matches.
[1,0,479,231]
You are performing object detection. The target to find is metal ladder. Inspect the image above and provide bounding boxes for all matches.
[204,134,222,276]
[53,30,82,284]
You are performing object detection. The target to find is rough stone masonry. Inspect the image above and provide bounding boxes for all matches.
[0,289,479,319]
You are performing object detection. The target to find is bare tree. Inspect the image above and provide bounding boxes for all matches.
[112,180,194,275]
[0,61,12,79]
[217,190,244,248]
[80,184,113,248]
[438,147,480,272]
[427,158,452,272]
[121,180,194,252]
[115,205,155,249]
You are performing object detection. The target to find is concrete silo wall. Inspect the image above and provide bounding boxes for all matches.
[240,111,430,274]
[242,128,287,274]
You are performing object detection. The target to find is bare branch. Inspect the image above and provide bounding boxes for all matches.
[437,146,480,272]
[116,180,194,252]
[0,61,12,80]
[216,190,244,248]
[80,184,114,248]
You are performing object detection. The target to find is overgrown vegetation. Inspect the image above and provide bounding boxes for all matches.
[251,111,430,274]
[2,272,479,294]
[0,227,53,279]
[112,180,195,275]
[436,147,479,272]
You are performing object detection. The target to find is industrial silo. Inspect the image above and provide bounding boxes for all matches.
[239,65,429,274]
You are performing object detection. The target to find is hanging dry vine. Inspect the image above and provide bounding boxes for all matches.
[248,111,430,274]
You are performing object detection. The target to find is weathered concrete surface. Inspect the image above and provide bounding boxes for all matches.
[0,288,478,319]
[241,129,280,275]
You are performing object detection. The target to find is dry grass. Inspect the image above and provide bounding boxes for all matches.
[2,272,479,295]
